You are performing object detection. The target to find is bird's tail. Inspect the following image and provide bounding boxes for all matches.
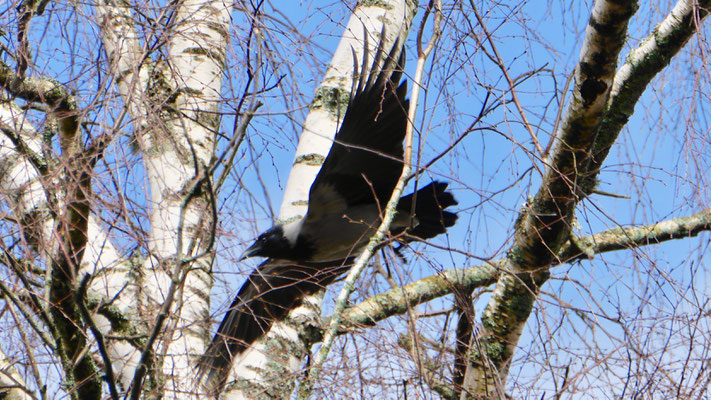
[197,260,350,393]
[397,181,458,241]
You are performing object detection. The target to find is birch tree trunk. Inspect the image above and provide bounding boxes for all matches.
[459,0,711,397]
[2,0,229,398]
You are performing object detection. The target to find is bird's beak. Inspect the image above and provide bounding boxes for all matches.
[238,241,262,261]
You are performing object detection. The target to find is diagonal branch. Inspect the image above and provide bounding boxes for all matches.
[16,0,50,77]
[0,60,72,108]
[585,0,711,188]
[1,60,103,398]
[0,249,55,348]
[463,2,711,392]
[340,208,711,331]
[75,275,119,400]
[95,0,150,120]
[302,3,443,396]
[0,349,34,400]
[457,1,643,393]
[469,0,544,158]
[220,2,420,399]
[126,169,213,400]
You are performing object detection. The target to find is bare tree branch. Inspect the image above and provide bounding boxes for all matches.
[299,2,443,396]
[342,208,711,340]
[586,0,711,188]
[221,2,420,398]
[466,0,640,393]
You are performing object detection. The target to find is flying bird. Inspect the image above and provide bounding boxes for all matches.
[199,39,458,392]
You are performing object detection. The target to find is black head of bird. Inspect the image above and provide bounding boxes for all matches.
[238,226,287,261]
[238,224,292,260]
[238,219,317,262]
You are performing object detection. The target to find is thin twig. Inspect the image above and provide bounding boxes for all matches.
[0,279,55,349]
[469,0,544,158]
[127,168,211,400]
[339,208,711,332]
[0,121,49,175]
[375,258,428,386]
[7,302,47,400]
[452,286,475,396]
[407,91,490,180]
[0,250,56,348]
[543,69,574,156]
[75,275,120,400]
[213,100,262,191]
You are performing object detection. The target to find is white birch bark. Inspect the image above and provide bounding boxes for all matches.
[1,97,141,390]
[83,0,160,389]
[140,1,228,397]
[94,0,150,123]
[277,2,413,221]
[0,103,50,240]
[462,0,632,385]
[1,0,709,397]
[458,0,711,396]
[98,0,228,396]
[0,350,33,400]
[221,1,417,398]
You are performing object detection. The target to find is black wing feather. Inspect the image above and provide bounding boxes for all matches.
[199,259,351,392]
[396,181,458,240]
[307,42,409,215]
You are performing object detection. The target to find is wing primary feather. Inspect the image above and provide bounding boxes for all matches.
[307,36,409,213]
[198,259,352,393]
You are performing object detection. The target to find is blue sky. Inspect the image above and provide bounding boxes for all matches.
[2,0,709,397]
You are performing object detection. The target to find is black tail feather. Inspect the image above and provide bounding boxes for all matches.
[397,181,458,241]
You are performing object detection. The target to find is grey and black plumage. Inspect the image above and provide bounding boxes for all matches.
[198,41,458,392]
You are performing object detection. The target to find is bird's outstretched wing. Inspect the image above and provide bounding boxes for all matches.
[305,40,409,223]
[198,259,351,393]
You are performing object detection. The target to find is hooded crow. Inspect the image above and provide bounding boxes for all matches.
[198,40,457,392]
